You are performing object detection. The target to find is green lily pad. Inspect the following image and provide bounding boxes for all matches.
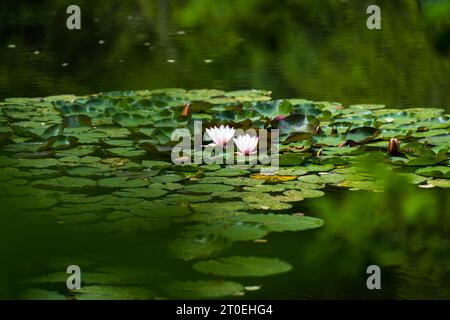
[427,179,450,188]
[31,177,97,189]
[169,230,231,261]
[398,173,428,184]
[191,201,249,213]
[42,135,78,150]
[205,168,250,177]
[20,289,66,300]
[55,145,96,157]
[66,166,110,178]
[64,114,92,128]
[182,184,235,194]
[284,189,325,199]
[5,195,58,209]
[277,114,319,135]
[162,280,244,299]
[243,184,286,193]
[141,160,171,170]
[254,100,292,118]
[74,286,155,300]
[193,256,293,277]
[415,166,450,178]
[15,158,59,168]
[242,192,293,210]
[164,194,213,204]
[198,176,264,186]
[52,202,105,215]
[231,213,324,232]
[98,177,149,188]
[107,147,147,157]
[112,112,149,127]
[204,222,268,241]
[346,127,380,143]
[150,174,185,183]
[132,202,191,218]
[114,187,168,198]
[419,134,450,147]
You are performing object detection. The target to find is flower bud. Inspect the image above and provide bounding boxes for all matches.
[180,103,191,117]
[388,138,400,155]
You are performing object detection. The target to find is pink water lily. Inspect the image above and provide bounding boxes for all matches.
[234,134,259,155]
[205,125,235,146]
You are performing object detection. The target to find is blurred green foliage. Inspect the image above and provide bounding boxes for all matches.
[306,159,450,299]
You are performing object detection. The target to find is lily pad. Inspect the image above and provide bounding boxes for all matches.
[427,179,450,188]
[415,166,450,178]
[98,177,149,188]
[205,168,250,177]
[277,114,319,135]
[182,184,235,194]
[193,256,293,277]
[74,286,155,300]
[169,230,231,261]
[346,127,380,143]
[162,280,244,299]
[31,177,97,189]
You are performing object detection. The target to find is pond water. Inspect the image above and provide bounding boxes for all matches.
[0,1,449,300]
[1,0,449,110]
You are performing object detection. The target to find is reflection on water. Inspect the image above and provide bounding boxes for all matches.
[0,0,449,110]
[0,0,449,300]
[2,178,449,299]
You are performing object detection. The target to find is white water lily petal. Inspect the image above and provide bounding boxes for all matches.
[205,125,235,146]
[234,134,259,155]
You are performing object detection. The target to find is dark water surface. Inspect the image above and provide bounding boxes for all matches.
[0,0,449,299]
[1,0,449,110]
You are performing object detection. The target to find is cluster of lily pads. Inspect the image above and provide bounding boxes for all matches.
[0,88,448,299]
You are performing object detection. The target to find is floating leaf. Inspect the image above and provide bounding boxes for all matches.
[15,158,59,168]
[345,127,380,143]
[250,174,297,183]
[169,231,231,261]
[231,213,324,232]
[20,289,66,300]
[193,256,293,277]
[204,222,268,241]
[182,183,235,194]
[114,187,168,198]
[98,177,149,188]
[74,286,155,300]
[198,176,264,186]
[41,135,78,150]
[253,100,292,118]
[419,134,450,147]
[112,112,148,127]
[31,177,97,189]
[63,115,92,128]
[277,114,319,135]
[205,168,250,177]
[416,166,450,178]
[427,179,450,188]
[107,147,146,157]
[162,280,244,299]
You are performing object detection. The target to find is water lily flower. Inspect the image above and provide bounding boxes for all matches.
[205,125,235,147]
[234,134,259,155]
